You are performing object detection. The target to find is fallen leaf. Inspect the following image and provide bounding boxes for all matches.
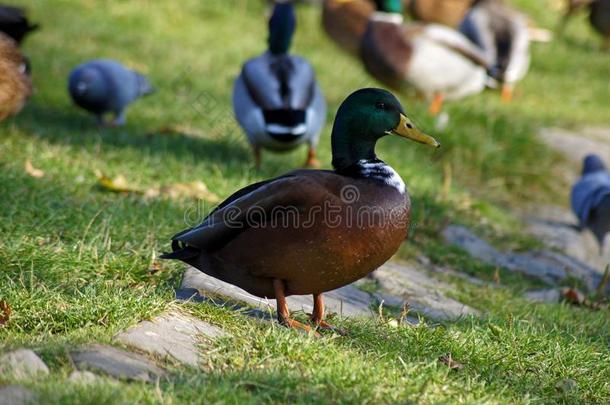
[24,160,44,178]
[488,323,503,337]
[96,173,136,194]
[562,288,585,305]
[0,300,11,325]
[147,261,164,275]
[438,354,463,371]
[145,181,221,203]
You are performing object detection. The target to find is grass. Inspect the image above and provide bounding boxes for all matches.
[0,0,609,403]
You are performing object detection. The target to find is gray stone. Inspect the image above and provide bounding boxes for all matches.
[68,370,98,383]
[524,205,609,272]
[70,345,164,383]
[115,311,227,367]
[538,127,610,166]
[0,349,49,380]
[370,262,479,321]
[443,225,606,292]
[524,288,562,303]
[0,386,36,405]
[180,267,374,318]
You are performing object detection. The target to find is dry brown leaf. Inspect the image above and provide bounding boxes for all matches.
[438,354,464,371]
[147,261,164,275]
[24,160,45,178]
[145,181,221,203]
[562,288,585,305]
[0,300,11,325]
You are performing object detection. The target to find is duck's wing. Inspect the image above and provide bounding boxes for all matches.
[422,24,493,68]
[241,54,316,111]
[162,170,339,257]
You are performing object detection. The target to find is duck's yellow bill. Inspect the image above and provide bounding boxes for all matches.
[391,114,440,148]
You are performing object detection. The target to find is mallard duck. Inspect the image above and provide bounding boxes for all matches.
[407,0,476,28]
[458,0,530,101]
[162,88,439,333]
[0,33,31,122]
[361,0,491,114]
[0,5,38,45]
[571,154,610,252]
[233,2,326,168]
[561,0,610,50]
[321,0,376,55]
[68,59,154,126]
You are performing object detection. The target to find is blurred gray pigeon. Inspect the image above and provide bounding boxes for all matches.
[571,154,610,251]
[68,59,153,126]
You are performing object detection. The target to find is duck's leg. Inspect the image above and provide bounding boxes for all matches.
[305,145,320,168]
[273,279,313,333]
[310,294,347,335]
[253,146,261,170]
[428,93,444,116]
[501,84,514,103]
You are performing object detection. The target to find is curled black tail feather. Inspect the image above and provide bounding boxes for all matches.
[160,240,200,260]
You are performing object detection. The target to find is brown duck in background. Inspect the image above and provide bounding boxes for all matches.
[360,0,491,114]
[162,88,439,333]
[561,0,610,50]
[0,33,31,122]
[322,0,376,55]
[406,0,476,28]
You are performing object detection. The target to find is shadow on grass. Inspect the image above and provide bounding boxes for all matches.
[13,101,252,168]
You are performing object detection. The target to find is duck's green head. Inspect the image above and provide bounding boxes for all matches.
[331,88,439,170]
[268,2,296,55]
[374,0,403,13]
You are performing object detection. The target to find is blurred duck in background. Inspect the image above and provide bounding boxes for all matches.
[571,154,610,253]
[459,0,530,101]
[68,59,154,127]
[321,0,375,55]
[407,0,476,28]
[360,0,491,115]
[0,33,32,122]
[561,0,610,50]
[233,1,326,168]
[0,5,38,45]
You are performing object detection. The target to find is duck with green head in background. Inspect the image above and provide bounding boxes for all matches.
[163,88,439,333]
[360,0,492,115]
[233,1,326,169]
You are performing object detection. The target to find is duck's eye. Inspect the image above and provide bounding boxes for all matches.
[375,102,386,110]
[406,122,413,129]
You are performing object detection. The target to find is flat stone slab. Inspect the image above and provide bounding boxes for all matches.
[524,289,562,303]
[180,267,373,318]
[538,127,610,166]
[181,262,478,322]
[68,370,98,384]
[0,349,49,380]
[115,311,227,367]
[443,225,606,292]
[0,386,37,405]
[524,205,608,270]
[370,262,479,321]
[70,344,164,383]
